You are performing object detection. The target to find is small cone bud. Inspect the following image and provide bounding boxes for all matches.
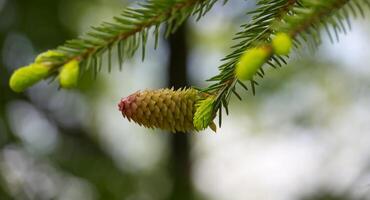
[193,96,216,131]
[236,47,270,81]
[59,60,80,89]
[272,32,292,55]
[35,50,65,63]
[9,63,50,92]
[118,88,203,132]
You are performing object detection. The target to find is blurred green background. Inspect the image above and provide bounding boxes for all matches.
[1,0,370,200]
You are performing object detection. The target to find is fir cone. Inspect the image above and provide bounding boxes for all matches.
[118,88,203,132]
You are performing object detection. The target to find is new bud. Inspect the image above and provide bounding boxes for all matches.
[59,60,80,89]
[193,96,216,132]
[236,47,270,81]
[9,63,50,92]
[35,50,65,63]
[272,32,292,55]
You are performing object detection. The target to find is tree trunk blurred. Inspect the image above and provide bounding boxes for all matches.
[167,23,193,200]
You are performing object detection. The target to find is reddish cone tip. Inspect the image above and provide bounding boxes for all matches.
[118,99,126,118]
[118,92,139,118]
[118,99,125,111]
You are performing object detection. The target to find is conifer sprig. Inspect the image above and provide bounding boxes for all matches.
[202,0,369,127]
[9,0,225,92]
[201,0,299,126]
[58,0,222,73]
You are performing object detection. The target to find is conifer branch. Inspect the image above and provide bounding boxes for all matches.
[9,0,224,92]
[201,0,299,126]
[200,0,369,128]
[59,0,218,71]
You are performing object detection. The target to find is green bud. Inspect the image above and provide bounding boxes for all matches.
[59,60,80,89]
[236,47,270,81]
[35,50,65,63]
[193,96,216,131]
[9,63,50,92]
[272,32,292,55]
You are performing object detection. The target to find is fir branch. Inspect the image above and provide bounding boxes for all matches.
[204,0,369,127]
[9,0,226,93]
[56,0,221,72]
[203,0,299,126]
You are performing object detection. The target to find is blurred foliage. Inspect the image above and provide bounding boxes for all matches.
[300,190,366,200]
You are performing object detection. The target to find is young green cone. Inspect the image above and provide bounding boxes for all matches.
[118,88,214,133]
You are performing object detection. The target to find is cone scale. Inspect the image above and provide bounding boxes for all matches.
[118,88,204,132]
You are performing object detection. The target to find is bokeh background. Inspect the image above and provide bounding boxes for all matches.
[1,0,370,200]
